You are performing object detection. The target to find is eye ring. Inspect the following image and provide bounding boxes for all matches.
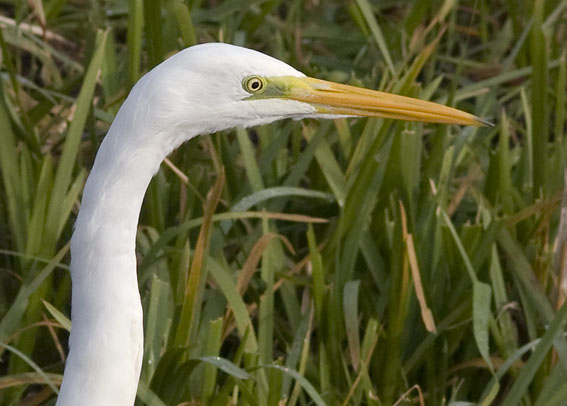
[244,76,265,93]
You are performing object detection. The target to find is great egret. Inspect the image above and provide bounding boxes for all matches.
[55,42,487,406]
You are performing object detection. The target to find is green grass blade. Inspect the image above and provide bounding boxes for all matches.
[41,299,71,332]
[142,274,171,382]
[555,53,566,144]
[259,365,327,406]
[128,0,144,85]
[144,0,163,67]
[343,280,361,370]
[530,0,548,197]
[355,0,395,75]
[45,30,108,244]
[237,128,264,192]
[208,259,258,351]
[258,218,276,365]
[201,318,223,403]
[0,343,59,394]
[170,1,197,47]
[472,281,493,372]
[502,304,567,406]
[0,244,68,345]
[196,356,251,380]
[136,380,168,406]
[0,80,26,252]
[24,156,53,259]
[307,223,325,323]
[304,124,347,205]
[231,187,333,212]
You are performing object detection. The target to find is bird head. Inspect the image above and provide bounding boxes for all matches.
[121,43,489,152]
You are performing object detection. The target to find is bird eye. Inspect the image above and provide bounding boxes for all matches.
[244,76,265,93]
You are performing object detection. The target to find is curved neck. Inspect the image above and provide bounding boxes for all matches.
[56,121,167,406]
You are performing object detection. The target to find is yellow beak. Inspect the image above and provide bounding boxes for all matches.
[271,76,491,126]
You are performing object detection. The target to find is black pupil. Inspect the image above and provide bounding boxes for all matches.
[251,80,260,90]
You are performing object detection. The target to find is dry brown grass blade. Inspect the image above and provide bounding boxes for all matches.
[222,232,294,334]
[186,167,225,298]
[173,167,225,347]
[0,372,62,390]
[393,384,425,406]
[341,332,379,406]
[0,15,74,48]
[222,243,323,339]
[237,211,328,224]
[236,232,295,296]
[400,201,437,334]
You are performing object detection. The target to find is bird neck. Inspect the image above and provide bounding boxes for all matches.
[56,121,168,406]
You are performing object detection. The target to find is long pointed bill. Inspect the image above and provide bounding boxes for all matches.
[271,76,491,126]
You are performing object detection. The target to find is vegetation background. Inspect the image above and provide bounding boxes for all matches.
[0,0,566,405]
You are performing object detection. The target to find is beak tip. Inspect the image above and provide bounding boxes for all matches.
[474,117,495,127]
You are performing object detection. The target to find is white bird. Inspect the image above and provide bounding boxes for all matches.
[55,42,487,406]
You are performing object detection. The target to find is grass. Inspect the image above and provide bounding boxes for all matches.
[0,0,567,405]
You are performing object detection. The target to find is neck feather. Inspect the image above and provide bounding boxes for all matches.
[56,121,169,406]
